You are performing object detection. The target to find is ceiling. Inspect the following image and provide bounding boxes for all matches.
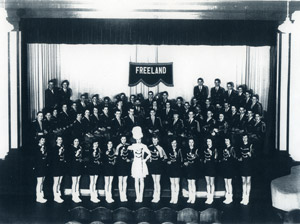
[4,0,300,22]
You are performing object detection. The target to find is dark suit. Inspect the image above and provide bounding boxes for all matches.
[45,87,59,109]
[236,93,246,109]
[72,120,85,141]
[167,118,185,137]
[58,88,72,106]
[193,85,209,105]
[90,114,101,132]
[185,119,200,138]
[224,90,238,106]
[145,116,162,136]
[82,116,94,134]
[59,111,72,129]
[210,87,225,106]
[111,118,125,139]
[160,108,174,129]
[124,115,139,135]
[250,103,263,116]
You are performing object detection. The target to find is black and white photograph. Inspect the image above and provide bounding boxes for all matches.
[0,0,300,223]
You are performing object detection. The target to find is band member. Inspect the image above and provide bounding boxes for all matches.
[58,80,72,107]
[32,111,47,140]
[220,137,236,204]
[69,138,83,203]
[224,82,237,106]
[238,134,254,205]
[193,77,209,108]
[124,107,139,138]
[166,138,183,204]
[104,140,116,203]
[45,79,59,110]
[34,137,48,203]
[183,138,199,204]
[99,106,112,141]
[210,78,225,106]
[88,139,103,203]
[148,136,167,203]
[185,110,200,139]
[128,127,151,203]
[115,136,131,202]
[250,95,263,116]
[110,110,125,143]
[203,137,218,204]
[145,109,162,142]
[52,136,66,203]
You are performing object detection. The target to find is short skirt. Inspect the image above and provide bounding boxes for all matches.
[203,160,216,177]
[116,159,131,176]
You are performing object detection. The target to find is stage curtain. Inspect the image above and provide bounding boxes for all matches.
[27,44,270,119]
[27,44,61,119]
[21,19,278,46]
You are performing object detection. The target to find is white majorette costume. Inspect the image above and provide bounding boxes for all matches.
[129,126,149,178]
[130,143,149,178]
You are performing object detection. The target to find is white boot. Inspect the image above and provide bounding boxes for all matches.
[106,191,114,203]
[122,191,128,202]
[223,193,229,204]
[36,191,47,203]
[169,190,174,204]
[76,190,82,202]
[155,191,160,203]
[226,193,233,204]
[151,191,157,203]
[190,191,196,204]
[240,193,246,205]
[90,191,100,203]
[243,193,249,205]
[119,190,124,202]
[54,192,64,203]
[205,193,213,204]
[173,190,179,204]
[187,191,192,203]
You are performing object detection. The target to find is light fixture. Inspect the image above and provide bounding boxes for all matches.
[278,0,293,34]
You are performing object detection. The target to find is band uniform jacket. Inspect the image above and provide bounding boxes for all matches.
[72,119,85,140]
[32,119,47,139]
[82,116,94,134]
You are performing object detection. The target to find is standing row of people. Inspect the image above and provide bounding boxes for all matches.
[34,129,255,206]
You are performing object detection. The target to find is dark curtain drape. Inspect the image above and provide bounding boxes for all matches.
[264,46,277,154]
[20,19,278,46]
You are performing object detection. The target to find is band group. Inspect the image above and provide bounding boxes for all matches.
[32,77,266,206]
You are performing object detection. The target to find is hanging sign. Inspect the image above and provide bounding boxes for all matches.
[128,62,173,87]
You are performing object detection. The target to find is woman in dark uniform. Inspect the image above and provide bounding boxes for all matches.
[148,136,167,203]
[52,136,66,203]
[69,138,83,203]
[183,138,199,204]
[220,137,236,204]
[34,137,48,203]
[104,140,116,203]
[59,80,72,107]
[166,138,183,204]
[88,139,103,203]
[238,134,254,205]
[115,135,131,202]
[203,137,218,204]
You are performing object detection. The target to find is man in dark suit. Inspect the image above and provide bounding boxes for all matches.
[111,110,125,142]
[160,101,174,132]
[185,110,200,139]
[210,78,225,106]
[143,91,154,113]
[124,107,140,138]
[193,77,209,108]
[224,82,238,106]
[45,79,59,110]
[145,108,162,143]
[236,86,246,109]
